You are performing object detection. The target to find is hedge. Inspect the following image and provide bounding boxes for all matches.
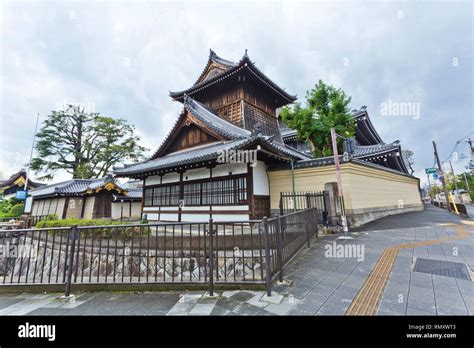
[36,218,150,240]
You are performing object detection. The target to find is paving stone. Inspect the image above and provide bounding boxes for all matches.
[189,303,217,315]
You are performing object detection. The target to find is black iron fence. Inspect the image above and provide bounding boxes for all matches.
[0,208,319,296]
[279,191,329,225]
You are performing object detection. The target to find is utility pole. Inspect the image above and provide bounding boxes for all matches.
[463,173,470,191]
[433,141,452,212]
[448,160,459,193]
[426,174,432,199]
[23,113,40,213]
[331,128,350,239]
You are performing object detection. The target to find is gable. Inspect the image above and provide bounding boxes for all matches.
[196,63,228,85]
[152,111,226,159]
[166,123,220,154]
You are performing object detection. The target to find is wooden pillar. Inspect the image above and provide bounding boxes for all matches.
[247,163,254,219]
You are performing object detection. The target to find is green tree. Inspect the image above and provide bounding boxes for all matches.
[30,105,148,180]
[429,186,441,197]
[280,80,356,157]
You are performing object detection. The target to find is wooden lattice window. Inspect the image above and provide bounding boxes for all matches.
[243,102,283,142]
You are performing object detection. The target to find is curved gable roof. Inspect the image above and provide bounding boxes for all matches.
[170,51,297,106]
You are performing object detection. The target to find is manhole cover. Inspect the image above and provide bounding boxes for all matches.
[413,258,472,280]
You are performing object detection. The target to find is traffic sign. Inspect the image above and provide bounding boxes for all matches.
[425,168,438,174]
[432,173,439,179]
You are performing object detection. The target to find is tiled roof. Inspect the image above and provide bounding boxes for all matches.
[112,188,142,201]
[115,135,310,177]
[29,175,126,197]
[351,141,400,158]
[184,96,251,139]
[149,96,251,159]
[170,52,297,104]
[0,170,44,188]
[193,49,237,86]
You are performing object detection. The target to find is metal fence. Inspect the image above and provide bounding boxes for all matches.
[0,208,319,297]
[279,191,329,225]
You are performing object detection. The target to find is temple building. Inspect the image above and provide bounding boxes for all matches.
[115,50,310,221]
[28,175,140,220]
[280,106,413,174]
[115,50,422,226]
[0,169,44,199]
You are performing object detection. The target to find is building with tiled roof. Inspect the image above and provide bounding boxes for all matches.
[115,50,421,225]
[29,175,141,220]
[279,106,412,174]
[0,169,44,199]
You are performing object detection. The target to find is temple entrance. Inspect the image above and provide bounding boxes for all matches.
[93,191,112,218]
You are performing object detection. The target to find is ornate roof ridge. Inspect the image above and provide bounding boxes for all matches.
[170,50,297,104]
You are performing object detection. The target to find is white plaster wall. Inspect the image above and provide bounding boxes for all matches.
[183,167,211,181]
[252,160,269,195]
[161,173,180,184]
[213,205,249,211]
[180,213,249,222]
[55,198,66,218]
[212,163,247,177]
[82,196,95,219]
[145,175,162,186]
[158,213,179,221]
[181,206,210,211]
[145,213,159,221]
[111,202,129,219]
[131,202,142,218]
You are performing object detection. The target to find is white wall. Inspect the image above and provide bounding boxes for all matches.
[252,160,269,195]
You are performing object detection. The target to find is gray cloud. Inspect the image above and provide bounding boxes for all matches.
[1,1,472,186]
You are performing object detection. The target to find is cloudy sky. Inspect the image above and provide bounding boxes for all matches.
[1,0,472,188]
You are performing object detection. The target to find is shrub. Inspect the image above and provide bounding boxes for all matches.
[470,191,474,202]
[9,203,25,217]
[36,218,150,240]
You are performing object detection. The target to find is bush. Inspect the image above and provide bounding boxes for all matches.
[36,218,150,240]
[470,191,474,202]
[8,203,25,217]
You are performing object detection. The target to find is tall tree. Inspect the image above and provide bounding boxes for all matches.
[30,105,147,180]
[280,80,356,157]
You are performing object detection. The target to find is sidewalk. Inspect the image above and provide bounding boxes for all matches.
[0,204,472,316]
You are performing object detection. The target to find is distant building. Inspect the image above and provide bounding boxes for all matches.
[280,106,412,174]
[29,175,141,220]
[0,169,44,199]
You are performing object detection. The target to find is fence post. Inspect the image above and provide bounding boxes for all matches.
[208,218,214,297]
[279,192,284,216]
[275,215,284,283]
[313,208,319,239]
[304,210,311,247]
[262,216,272,297]
[64,225,78,297]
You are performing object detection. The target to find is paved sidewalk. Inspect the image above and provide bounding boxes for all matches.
[0,204,472,316]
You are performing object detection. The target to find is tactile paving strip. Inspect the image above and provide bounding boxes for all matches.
[345,223,472,316]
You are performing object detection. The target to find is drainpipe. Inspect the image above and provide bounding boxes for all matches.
[290,160,296,212]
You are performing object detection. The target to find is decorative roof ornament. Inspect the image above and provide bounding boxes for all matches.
[252,122,263,136]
